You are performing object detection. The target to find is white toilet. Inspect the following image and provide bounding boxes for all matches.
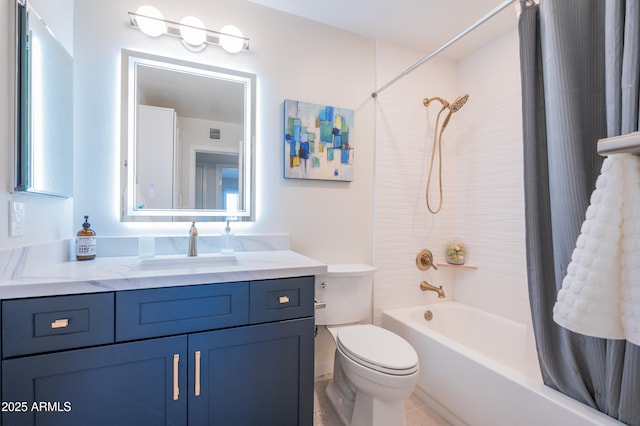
[316,264,419,426]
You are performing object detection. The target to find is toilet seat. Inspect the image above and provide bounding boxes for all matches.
[334,325,418,376]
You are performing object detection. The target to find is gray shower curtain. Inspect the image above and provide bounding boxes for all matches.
[519,0,640,424]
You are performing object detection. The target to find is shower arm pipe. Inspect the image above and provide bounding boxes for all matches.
[371,0,517,98]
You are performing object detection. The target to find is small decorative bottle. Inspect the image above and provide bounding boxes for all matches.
[76,215,96,261]
[188,221,198,257]
[446,239,465,265]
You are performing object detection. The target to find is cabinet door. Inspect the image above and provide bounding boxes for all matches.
[2,335,187,426]
[188,318,314,426]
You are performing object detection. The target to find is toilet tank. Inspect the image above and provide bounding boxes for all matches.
[315,264,376,326]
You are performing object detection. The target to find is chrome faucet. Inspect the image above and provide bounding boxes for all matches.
[420,280,445,298]
[188,221,198,256]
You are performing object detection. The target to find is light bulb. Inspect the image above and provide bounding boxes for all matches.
[135,6,166,37]
[219,25,244,53]
[180,16,206,47]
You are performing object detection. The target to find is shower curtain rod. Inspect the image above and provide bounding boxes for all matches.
[371,0,518,98]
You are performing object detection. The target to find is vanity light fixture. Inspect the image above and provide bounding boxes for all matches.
[179,16,206,50]
[134,5,166,37]
[219,25,245,54]
[128,6,249,53]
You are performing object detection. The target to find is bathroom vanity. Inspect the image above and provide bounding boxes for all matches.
[0,247,324,426]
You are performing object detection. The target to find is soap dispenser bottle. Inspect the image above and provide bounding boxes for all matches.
[221,219,235,254]
[76,215,96,261]
[188,221,198,257]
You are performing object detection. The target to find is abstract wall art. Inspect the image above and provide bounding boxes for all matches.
[284,99,354,181]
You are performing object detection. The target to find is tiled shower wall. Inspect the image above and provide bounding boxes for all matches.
[373,28,530,326]
[454,29,530,324]
[373,40,458,324]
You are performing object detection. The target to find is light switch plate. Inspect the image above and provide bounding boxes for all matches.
[9,201,25,237]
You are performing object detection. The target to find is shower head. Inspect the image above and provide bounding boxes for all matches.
[426,93,468,130]
[423,93,469,113]
[449,93,469,112]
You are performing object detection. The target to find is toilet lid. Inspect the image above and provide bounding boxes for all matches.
[336,325,418,375]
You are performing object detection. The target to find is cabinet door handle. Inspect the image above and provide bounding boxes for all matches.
[51,318,69,329]
[279,296,290,304]
[173,354,180,401]
[195,351,201,397]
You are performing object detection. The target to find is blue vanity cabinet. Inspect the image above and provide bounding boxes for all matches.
[0,276,315,426]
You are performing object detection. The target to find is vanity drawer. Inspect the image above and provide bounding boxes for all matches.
[116,282,249,341]
[2,293,115,358]
[249,276,314,324]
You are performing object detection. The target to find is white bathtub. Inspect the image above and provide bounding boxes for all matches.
[382,302,623,426]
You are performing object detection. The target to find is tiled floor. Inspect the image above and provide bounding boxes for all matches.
[313,378,451,426]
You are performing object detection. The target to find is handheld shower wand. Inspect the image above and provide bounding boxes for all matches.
[423,93,469,214]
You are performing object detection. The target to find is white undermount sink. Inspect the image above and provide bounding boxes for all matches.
[135,253,237,270]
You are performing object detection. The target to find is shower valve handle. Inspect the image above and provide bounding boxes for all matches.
[416,249,438,271]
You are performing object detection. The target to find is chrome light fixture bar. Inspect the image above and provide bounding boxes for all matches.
[128,9,249,53]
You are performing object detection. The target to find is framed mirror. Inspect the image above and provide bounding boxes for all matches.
[121,50,256,222]
[13,0,74,197]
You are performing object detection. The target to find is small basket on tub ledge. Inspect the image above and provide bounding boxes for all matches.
[440,240,477,269]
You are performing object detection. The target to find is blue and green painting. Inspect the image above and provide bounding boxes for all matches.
[284,99,354,181]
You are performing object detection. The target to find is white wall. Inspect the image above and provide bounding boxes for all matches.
[373,28,528,325]
[0,0,74,250]
[0,0,378,263]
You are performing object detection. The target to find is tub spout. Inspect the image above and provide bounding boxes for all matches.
[420,280,445,298]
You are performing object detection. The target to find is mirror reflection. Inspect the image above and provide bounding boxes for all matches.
[14,1,73,197]
[121,50,255,221]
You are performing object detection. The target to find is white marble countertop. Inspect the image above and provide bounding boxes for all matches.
[0,250,327,300]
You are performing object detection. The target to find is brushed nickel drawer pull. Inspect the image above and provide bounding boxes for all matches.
[173,354,180,401]
[195,351,201,397]
[279,296,290,304]
[51,318,69,329]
